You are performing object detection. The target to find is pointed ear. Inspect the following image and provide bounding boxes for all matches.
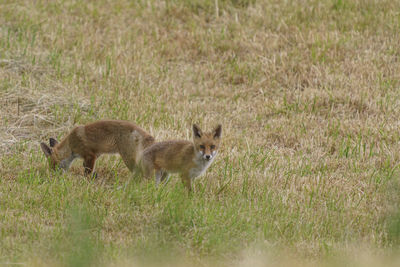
[40,142,52,157]
[49,138,58,147]
[213,124,222,139]
[192,124,202,138]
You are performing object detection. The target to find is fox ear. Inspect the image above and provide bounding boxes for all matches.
[49,138,58,147]
[213,124,222,139]
[193,124,202,138]
[40,143,52,157]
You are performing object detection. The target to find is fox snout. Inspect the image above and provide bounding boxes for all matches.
[200,150,216,161]
[201,151,212,161]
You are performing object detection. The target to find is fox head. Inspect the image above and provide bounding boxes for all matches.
[192,124,222,161]
[40,138,59,170]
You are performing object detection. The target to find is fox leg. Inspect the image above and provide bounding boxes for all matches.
[155,170,170,185]
[119,144,137,172]
[140,158,154,180]
[160,171,170,183]
[155,170,163,185]
[120,153,136,173]
[119,132,143,173]
[83,155,96,176]
[180,173,192,192]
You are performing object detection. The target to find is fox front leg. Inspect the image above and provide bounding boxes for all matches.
[180,174,192,193]
[155,170,170,186]
[140,159,155,180]
[83,155,97,177]
[155,170,163,185]
[160,171,169,183]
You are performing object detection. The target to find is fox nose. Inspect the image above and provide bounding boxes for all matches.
[205,155,211,160]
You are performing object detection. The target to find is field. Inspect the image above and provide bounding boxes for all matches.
[1,0,400,266]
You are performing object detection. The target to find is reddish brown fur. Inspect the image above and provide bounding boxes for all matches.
[141,124,222,192]
[40,120,155,176]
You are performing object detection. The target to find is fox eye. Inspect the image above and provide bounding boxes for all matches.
[200,145,205,149]
[210,145,215,149]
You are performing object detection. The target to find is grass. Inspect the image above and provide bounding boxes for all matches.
[1,0,400,266]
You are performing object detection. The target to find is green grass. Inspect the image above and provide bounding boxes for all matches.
[1,0,400,266]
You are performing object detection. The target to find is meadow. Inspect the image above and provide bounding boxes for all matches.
[1,0,400,266]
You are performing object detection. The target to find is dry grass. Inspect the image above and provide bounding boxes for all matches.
[1,0,400,266]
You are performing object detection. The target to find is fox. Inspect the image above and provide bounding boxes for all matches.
[40,120,155,176]
[140,124,222,192]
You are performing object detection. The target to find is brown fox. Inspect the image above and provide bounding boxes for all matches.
[40,120,155,176]
[140,124,222,192]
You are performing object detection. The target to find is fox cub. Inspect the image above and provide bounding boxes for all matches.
[140,124,222,192]
[40,120,154,175]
